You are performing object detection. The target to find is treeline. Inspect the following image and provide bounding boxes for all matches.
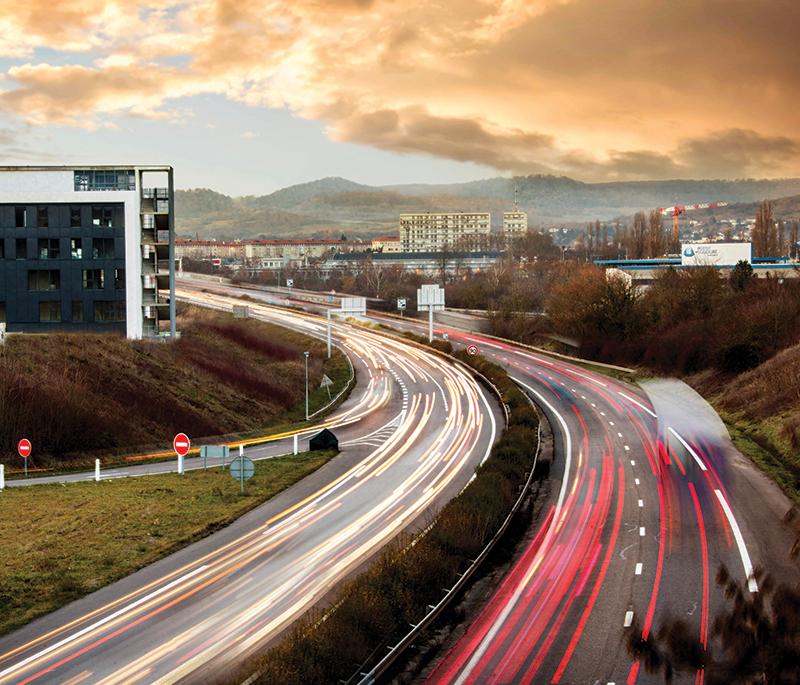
[547,264,800,374]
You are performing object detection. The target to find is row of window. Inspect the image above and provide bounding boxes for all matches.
[74,170,135,192]
[26,268,125,291]
[37,300,126,323]
[1,237,117,260]
[8,206,115,228]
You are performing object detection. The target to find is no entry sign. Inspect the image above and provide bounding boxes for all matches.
[17,438,32,458]
[173,433,191,457]
[467,345,479,356]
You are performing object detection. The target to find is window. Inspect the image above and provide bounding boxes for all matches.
[28,270,60,291]
[93,301,125,322]
[92,238,115,259]
[92,206,114,227]
[37,206,48,228]
[39,301,61,323]
[82,269,104,290]
[38,239,60,260]
[74,170,135,191]
[15,238,27,259]
[15,206,26,228]
[114,268,126,289]
[70,207,81,228]
[71,301,84,322]
[70,238,83,259]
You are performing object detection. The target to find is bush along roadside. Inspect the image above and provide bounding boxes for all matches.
[230,349,543,685]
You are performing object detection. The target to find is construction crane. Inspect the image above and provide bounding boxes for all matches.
[658,201,729,250]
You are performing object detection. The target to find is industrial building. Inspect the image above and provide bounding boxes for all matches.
[0,165,175,338]
[399,212,491,252]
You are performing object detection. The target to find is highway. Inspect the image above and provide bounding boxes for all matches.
[372,318,798,685]
[0,289,500,684]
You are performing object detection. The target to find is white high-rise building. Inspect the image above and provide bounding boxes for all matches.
[503,211,528,239]
[399,212,491,252]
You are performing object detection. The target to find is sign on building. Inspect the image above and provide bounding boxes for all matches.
[681,242,752,267]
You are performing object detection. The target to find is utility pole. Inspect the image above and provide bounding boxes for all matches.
[304,351,310,420]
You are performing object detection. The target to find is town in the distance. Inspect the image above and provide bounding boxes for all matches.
[0,2,799,685]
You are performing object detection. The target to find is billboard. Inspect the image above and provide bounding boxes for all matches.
[681,242,751,267]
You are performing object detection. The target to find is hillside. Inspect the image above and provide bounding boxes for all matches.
[176,175,800,240]
[0,305,348,468]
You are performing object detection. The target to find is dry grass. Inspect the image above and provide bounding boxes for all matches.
[692,342,800,502]
[0,451,337,637]
[0,306,350,471]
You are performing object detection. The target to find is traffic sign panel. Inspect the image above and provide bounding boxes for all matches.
[173,433,191,457]
[17,438,31,458]
[467,345,479,356]
[230,456,255,481]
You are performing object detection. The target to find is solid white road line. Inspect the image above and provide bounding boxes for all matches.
[668,427,707,471]
[714,489,759,592]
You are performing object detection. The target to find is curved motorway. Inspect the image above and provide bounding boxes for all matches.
[0,291,499,685]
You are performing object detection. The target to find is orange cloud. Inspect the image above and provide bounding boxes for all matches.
[0,0,797,179]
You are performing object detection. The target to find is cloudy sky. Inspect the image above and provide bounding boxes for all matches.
[0,0,798,194]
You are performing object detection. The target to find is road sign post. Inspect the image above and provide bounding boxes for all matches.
[17,438,31,478]
[95,459,100,482]
[293,434,299,455]
[0,464,4,490]
[320,374,333,400]
[417,285,445,342]
[230,455,255,494]
[173,433,190,475]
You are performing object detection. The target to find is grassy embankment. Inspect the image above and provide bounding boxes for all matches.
[226,347,543,685]
[0,451,336,637]
[0,305,351,474]
[690,342,800,505]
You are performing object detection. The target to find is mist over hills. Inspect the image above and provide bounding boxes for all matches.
[176,175,800,240]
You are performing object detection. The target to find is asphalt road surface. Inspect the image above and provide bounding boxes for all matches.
[0,290,500,685]
[374,316,798,685]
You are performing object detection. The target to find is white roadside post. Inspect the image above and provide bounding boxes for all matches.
[178,454,184,475]
[304,351,310,420]
[0,464,4,490]
[326,309,332,359]
[293,434,299,455]
[94,459,100,482]
[417,284,445,342]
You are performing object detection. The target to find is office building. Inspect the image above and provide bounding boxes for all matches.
[0,165,175,339]
[399,212,491,253]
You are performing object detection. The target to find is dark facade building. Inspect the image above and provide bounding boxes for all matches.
[0,166,175,338]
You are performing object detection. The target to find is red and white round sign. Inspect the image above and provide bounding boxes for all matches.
[173,433,191,457]
[467,345,479,356]
[17,438,32,458]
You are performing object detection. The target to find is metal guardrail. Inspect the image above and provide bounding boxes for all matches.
[350,389,543,685]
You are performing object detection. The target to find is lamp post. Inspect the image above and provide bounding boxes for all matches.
[304,351,310,421]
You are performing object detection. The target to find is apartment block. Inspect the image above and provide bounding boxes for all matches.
[0,165,175,339]
[399,212,491,252]
[503,211,528,238]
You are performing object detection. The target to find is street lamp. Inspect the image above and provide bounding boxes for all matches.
[304,351,310,421]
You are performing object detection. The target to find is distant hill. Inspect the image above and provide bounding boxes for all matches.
[175,175,800,239]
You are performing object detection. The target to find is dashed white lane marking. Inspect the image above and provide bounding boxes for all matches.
[591,402,596,407]
[624,445,630,451]
[635,477,640,485]
[600,411,605,416]
[714,489,759,592]
[609,421,615,426]
[623,611,634,627]
[630,459,636,466]
[639,526,646,536]
[617,432,623,438]
[635,562,643,575]
[638,499,644,507]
